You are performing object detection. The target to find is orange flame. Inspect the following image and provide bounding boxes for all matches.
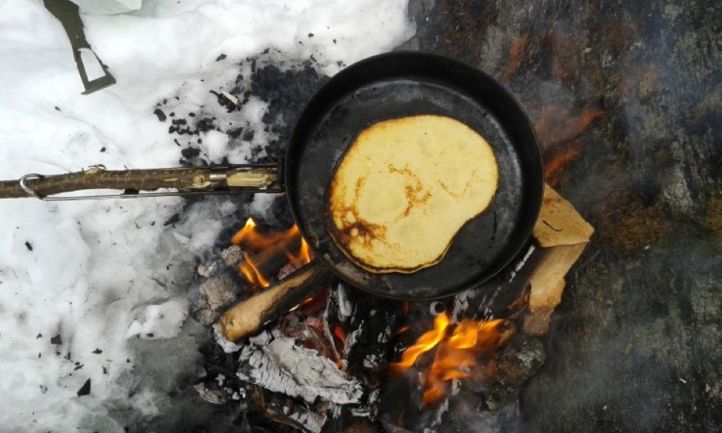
[393,313,450,370]
[392,313,513,406]
[240,251,270,288]
[231,218,300,252]
[286,236,312,268]
[231,218,313,289]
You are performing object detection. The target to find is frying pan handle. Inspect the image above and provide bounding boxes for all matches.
[0,163,284,200]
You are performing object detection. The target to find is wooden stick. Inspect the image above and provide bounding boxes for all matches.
[219,260,332,341]
[0,165,278,199]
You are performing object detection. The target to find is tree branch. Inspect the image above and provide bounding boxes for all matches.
[0,165,279,199]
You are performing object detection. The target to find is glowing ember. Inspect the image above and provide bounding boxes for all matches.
[392,313,513,406]
[333,323,346,346]
[231,218,313,289]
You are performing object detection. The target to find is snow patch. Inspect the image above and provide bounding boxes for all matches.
[126,297,190,339]
[0,0,413,430]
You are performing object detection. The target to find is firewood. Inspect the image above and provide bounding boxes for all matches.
[533,184,594,247]
[218,260,331,341]
[523,237,588,335]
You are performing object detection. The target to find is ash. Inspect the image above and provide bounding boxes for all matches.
[238,330,363,404]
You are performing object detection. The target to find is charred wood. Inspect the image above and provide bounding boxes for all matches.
[219,260,332,341]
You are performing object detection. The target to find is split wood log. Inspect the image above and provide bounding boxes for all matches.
[524,184,594,335]
[533,184,594,247]
[0,165,278,198]
[218,260,332,341]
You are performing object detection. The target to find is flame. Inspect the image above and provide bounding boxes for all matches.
[393,314,450,369]
[240,251,270,288]
[392,313,513,406]
[544,141,582,184]
[231,218,300,252]
[231,218,313,289]
[286,236,312,268]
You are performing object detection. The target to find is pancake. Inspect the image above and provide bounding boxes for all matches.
[327,114,499,273]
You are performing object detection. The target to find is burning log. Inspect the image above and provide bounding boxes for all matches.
[195,221,312,326]
[238,227,304,288]
[218,260,332,341]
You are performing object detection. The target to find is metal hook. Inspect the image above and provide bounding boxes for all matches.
[19,173,45,200]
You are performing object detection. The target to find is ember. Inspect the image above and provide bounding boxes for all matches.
[392,313,514,406]
[231,218,313,289]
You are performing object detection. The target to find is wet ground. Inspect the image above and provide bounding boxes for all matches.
[401,0,721,431]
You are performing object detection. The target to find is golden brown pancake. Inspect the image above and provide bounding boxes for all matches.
[327,115,499,273]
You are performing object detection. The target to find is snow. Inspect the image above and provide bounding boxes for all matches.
[126,297,191,339]
[0,0,413,431]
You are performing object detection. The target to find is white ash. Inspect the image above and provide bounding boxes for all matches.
[195,271,240,326]
[343,320,364,358]
[220,245,244,267]
[451,379,462,396]
[363,353,382,369]
[237,330,363,404]
[368,388,380,406]
[193,382,228,405]
[350,406,372,418]
[451,289,474,322]
[288,411,327,433]
[197,259,221,278]
[508,244,536,283]
[274,404,327,433]
[213,323,244,353]
[377,325,393,344]
[335,283,355,321]
[425,398,450,433]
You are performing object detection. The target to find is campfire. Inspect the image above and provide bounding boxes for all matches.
[191,186,592,433]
